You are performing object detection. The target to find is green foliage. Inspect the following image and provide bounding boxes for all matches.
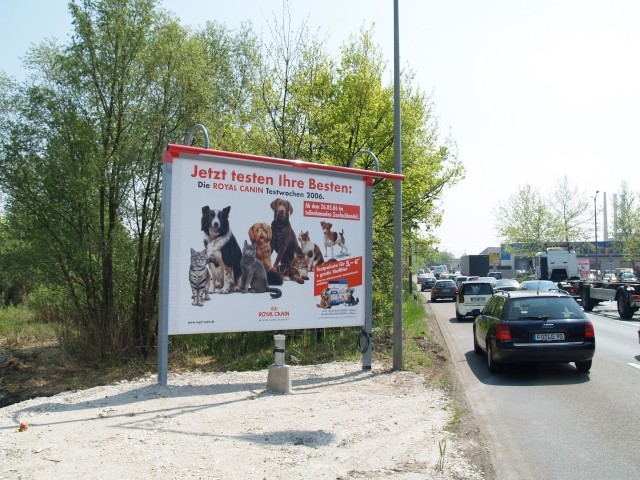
[0,0,219,358]
[612,181,640,269]
[403,293,428,336]
[169,328,361,371]
[401,293,435,370]
[0,0,459,364]
[496,179,640,270]
[546,175,592,242]
[167,294,427,372]
[494,184,554,258]
[0,305,57,348]
[23,286,69,323]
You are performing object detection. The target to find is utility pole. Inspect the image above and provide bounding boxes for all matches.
[593,190,599,277]
[392,0,403,370]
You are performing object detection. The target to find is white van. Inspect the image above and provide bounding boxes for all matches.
[455,280,494,321]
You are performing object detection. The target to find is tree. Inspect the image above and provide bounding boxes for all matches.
[320,28,462,319]
[252,1,335,160]
[494,184,554,258]
[612,181,640,271]
[0,0,225,357]
[546,175,592,242]
[0,0,461,359]
[248,13,462,323]
[195,21,262,152]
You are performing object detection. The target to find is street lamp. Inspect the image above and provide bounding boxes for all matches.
[594,190,599,277]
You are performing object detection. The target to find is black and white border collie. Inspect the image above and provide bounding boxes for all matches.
[201,205,242,293]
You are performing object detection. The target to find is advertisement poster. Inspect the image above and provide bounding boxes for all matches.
[163,148,367,334]
[578,257,590,279]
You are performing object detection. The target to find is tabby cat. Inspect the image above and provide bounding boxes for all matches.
[279,251,310,284]
[237,240,282,298]
[189,248,211,306]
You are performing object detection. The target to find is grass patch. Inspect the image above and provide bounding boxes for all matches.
[446,403,464,429]
[0,305,57,350]
[398,295,451,379]
[168,327,363,372]
[0,293,448,407]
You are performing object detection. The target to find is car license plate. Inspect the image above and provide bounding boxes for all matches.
[469,297,484,304]
[533,333,565,341]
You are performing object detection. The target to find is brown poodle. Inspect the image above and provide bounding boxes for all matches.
[248,221,282,286]
[248,222,273,272]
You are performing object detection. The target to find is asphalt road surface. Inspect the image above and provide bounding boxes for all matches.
[425,291,640,480]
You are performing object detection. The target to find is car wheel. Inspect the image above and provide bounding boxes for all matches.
[456,310,463,321]
[617,294,634,320]
[487,339,500,373]
[473,327,482,354]
[575,360,592,373]
[581,289,595,312]
[421,285,425,292]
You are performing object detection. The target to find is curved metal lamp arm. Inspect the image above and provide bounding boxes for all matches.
[184,124,210,149]
[349,149,380,171]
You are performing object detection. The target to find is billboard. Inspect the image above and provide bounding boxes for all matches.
[162,146,379,334]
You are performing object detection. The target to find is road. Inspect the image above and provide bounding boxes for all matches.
[424,291,640,480]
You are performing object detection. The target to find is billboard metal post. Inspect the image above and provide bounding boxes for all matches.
[349,150,380,370]
[158,151,173,386]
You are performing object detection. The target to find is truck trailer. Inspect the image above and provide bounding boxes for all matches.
[460,254,490,277]
[579,280,640,319]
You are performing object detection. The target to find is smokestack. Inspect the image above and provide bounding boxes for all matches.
[603,192,608,240]
[613,193,618,237]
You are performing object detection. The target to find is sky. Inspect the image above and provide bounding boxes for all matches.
[2,0,639,258]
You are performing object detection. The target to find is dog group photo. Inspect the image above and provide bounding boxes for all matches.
[188,197,353,307]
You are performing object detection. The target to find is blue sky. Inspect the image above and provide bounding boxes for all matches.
[2,1,639,258]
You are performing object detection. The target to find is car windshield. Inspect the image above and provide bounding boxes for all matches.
[518,280,560,291]
[476,276,498,286]
[496,279,520,289]
[463,283,493,295]
[507,296,585,320]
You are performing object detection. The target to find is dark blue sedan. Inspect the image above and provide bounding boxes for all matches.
[473,290,595,373]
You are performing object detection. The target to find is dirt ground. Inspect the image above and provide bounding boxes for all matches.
[1,358,495,479]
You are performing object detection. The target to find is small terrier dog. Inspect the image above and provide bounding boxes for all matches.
[320,221,348,258]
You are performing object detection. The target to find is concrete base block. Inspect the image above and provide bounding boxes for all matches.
[267,365,291,393]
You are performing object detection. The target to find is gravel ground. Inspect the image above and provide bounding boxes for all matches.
[0,360,492,479]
